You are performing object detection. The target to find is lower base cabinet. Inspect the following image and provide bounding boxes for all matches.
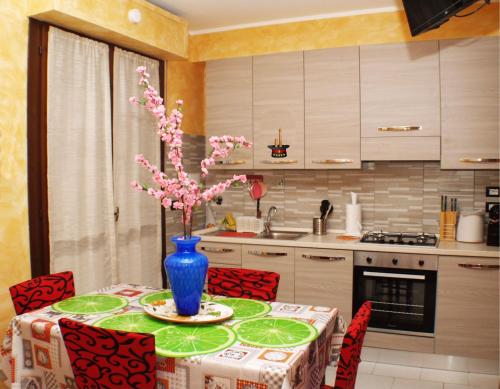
[242,244,295,303]
[435,256,499,360]
[294,248,353,323]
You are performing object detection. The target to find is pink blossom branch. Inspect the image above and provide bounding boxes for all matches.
[200,136,252,176]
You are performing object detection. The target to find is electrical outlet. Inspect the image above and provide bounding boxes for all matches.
[277,177,285,189]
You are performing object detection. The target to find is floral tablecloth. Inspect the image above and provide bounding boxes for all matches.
[0,283,345,389]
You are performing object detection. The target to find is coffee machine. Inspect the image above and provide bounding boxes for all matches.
[486,204,499,246]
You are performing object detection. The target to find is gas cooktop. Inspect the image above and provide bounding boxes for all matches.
[360,231,438,247]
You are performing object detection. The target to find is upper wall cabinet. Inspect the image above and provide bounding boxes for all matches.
[360,41,441,161]
[304,47,361,169]
[253,52,304,169]
[440,37,499,170]
[205,57,253,169]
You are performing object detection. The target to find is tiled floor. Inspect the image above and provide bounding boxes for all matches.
[324,347,499,389]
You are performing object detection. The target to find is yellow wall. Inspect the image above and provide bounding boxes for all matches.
[189,4,499,61]
[0,0,31,336]
[167,61,205,136]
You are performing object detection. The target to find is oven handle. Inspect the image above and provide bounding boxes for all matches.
[362,271,425,280]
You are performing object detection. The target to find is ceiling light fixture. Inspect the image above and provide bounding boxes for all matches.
[128,9,142,24]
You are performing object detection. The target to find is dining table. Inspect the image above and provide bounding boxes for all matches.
[0,283,346,389]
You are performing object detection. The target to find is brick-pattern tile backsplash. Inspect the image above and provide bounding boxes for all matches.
[208,162,499,234]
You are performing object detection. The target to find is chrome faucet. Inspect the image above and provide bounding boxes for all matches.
[264,206,277,235]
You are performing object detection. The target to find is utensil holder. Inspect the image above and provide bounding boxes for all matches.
[313,218,327,235]
[440,211,457,241]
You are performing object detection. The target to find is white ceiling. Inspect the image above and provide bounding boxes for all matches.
[147,0,403,34]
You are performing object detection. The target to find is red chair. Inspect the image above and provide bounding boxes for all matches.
[207,267,280,302]
[59,318,156,389]
[322,301,372,389]
[9,271,75,314]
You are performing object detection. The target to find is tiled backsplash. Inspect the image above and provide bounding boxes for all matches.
[207,162,499,234]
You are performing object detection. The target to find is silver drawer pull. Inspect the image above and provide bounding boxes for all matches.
[458,263,500,270]
[261,160,298,164]
[215,160,246,165]
[378,126,421,132]
[200,247,234,253]
[459,158,500,163]
[248,250,287,257]
[302,254,346,261]
[311,159,352,164]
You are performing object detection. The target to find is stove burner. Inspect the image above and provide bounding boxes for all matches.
[360,231,438,247]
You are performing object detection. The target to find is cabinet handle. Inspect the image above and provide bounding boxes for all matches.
[302,254,346,262]
[214,159,247,165]
[312,159,352,164]
[261,160,298,164]
[200,247,234,253]
[378,126,421,132]
[458,263,500,270]
[459,158,500,163]
[248,250,288,257]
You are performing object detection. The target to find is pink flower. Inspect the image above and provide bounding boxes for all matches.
[129,66,252,237]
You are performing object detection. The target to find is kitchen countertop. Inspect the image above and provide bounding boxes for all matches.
[195,227,500,258]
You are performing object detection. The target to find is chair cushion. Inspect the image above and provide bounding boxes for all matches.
[59,318,156,389]
[9,271,75,314]
[207,267,280,302]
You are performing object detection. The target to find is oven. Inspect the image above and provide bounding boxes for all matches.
[353,251,437,337]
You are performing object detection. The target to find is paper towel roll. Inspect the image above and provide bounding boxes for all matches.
[346,204,362,236]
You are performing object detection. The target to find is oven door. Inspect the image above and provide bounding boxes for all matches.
[353,266,437,336]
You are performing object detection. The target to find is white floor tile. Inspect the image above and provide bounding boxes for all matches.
[361,347,380,362]
[373,363,421,379]
[421,354,469,372]
[355,373,393,389]
[467,373,499,389]
[358,361,376,374]
[467,358,499,375]
[378,349,425,367]
[392,378,443,389]
[325,366,336,385]
[420,368,469,385]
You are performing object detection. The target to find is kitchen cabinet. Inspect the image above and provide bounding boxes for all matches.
[242,244,295,302]
[200,242,242,266]
[304,47,360,169]
[294,248,353,322]
[440,37,499,169]
[435,256,499,360]
[360,41,440,161]
[205,57,253,169]
[253,52,304,169]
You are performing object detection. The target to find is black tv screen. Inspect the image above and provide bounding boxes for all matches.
[402,0,484,36]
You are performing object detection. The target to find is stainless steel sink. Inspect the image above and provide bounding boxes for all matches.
[256,231,309,240]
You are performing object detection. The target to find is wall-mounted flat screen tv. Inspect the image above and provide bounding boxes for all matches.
[402,0,489,36]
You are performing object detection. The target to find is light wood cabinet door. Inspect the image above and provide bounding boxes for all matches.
[253,52,304,169]
[199,242,241,266]
[205,57,253,169]
[435,256,499,360]
[295,248,353,322]
[360,41,440,160]
[440,37,499,169]
[304,47,360,169]
[242,244,294,302]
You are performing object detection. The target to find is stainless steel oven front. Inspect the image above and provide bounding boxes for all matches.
[353,251,438,337]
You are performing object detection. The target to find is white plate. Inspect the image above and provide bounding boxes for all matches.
[143,299,233,324]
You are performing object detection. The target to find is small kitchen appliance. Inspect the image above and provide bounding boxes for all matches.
[486,204,499,246]
[456,212,484,243]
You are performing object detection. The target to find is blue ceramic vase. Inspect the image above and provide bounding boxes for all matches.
[165,236,208,316]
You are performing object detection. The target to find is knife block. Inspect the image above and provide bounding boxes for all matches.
[440,211,457,241]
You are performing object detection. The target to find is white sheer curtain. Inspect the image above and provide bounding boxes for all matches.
[113,48,162,287]
[47,28,117,293]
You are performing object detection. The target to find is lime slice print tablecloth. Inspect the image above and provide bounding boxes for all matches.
[0,283,344,389]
